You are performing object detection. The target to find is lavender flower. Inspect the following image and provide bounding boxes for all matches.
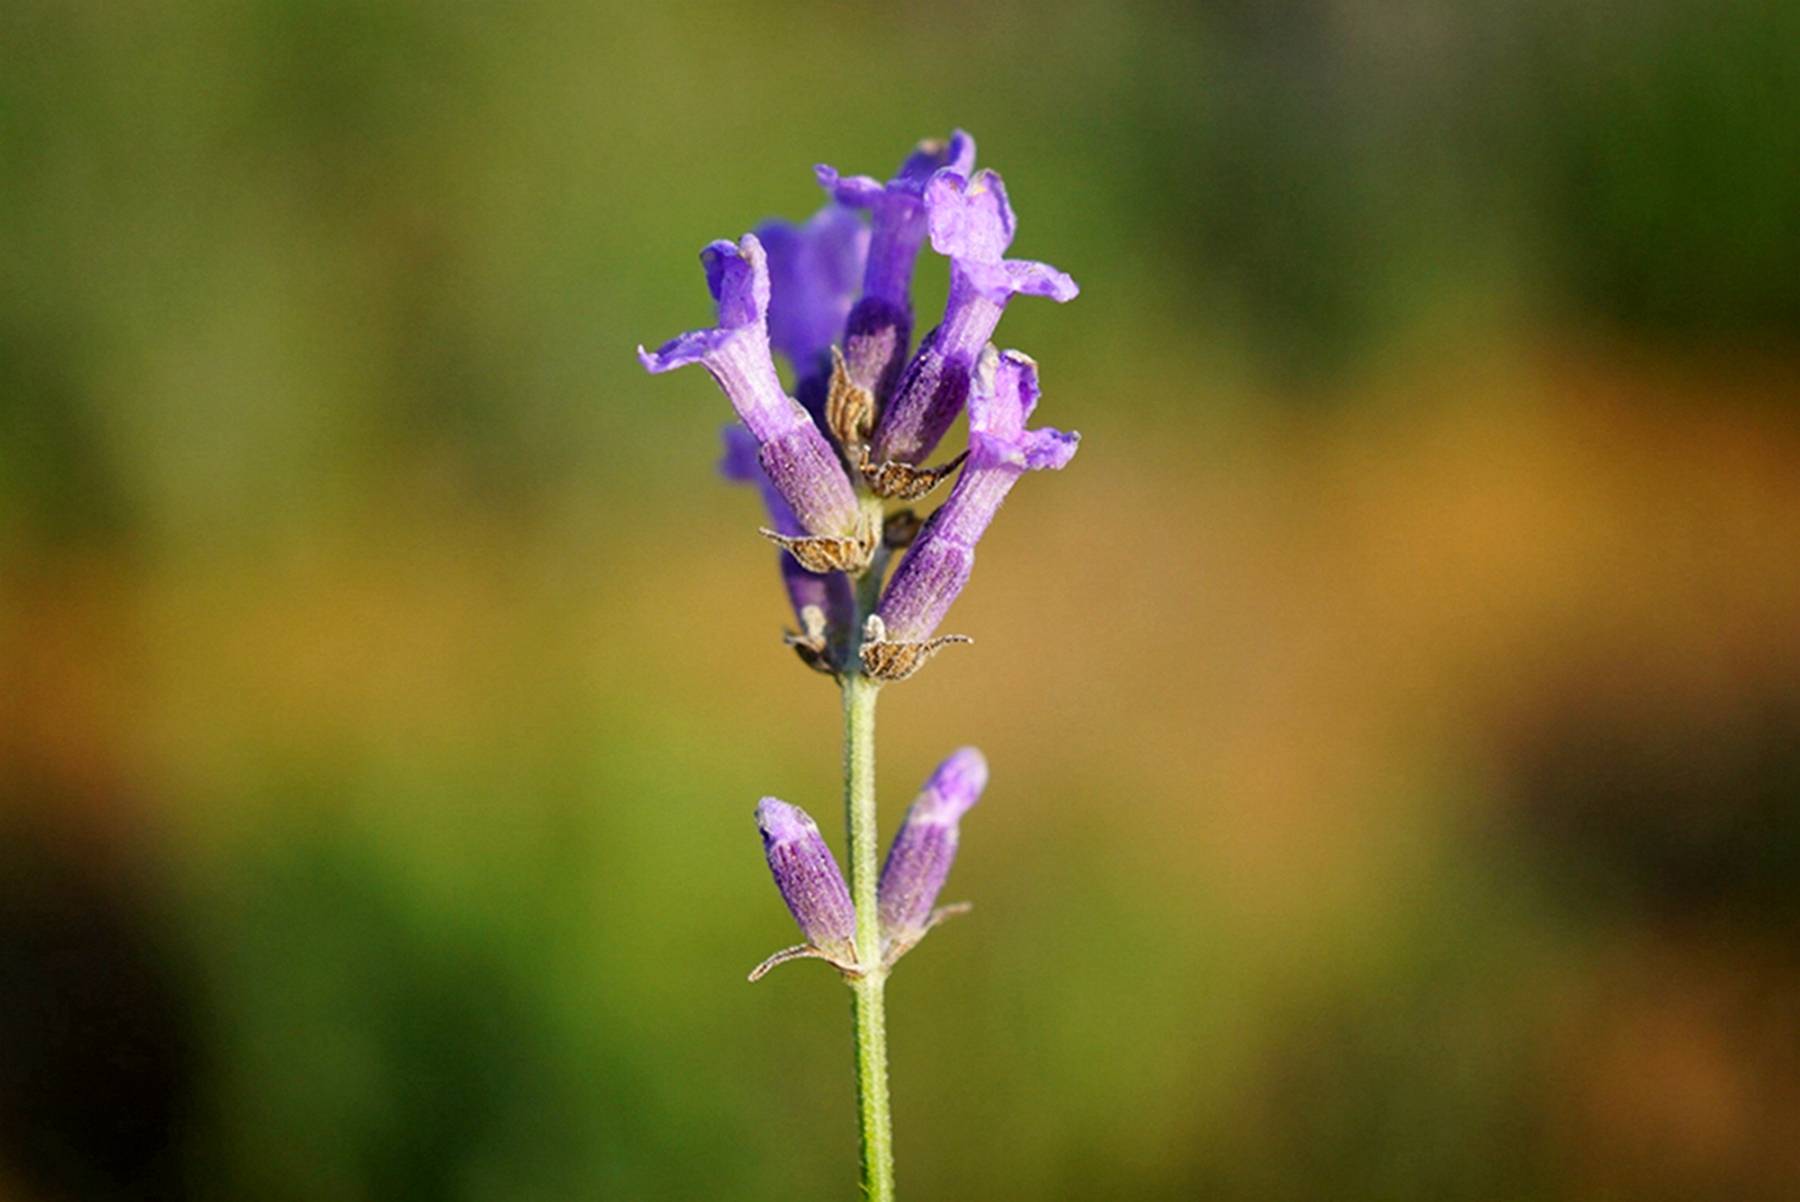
[755,205,869,421]
[646,131,1082,1202]
[638,235,866,549]
[869,169,1078,470]
[818,130,976,406]
[757,798,859,965]
[878,748,988,960]
[872,347,1078,649]
[719,426,854,639]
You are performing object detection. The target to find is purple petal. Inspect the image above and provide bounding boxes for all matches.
[819,129,977,208]
[636,326,738,374]
[893,129,977,194]
[955,257,1080,307]
[926,169,1016,263]
[702,236,770,327]
[756,206,869,375]
[637,235,779,405]
[967,347,1035,441]
[822,132,981,314]
[968,349,1079,472]
[1021,426,1080,471]
[815,165,887,208]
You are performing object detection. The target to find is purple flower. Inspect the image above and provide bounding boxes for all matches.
[875,348,1078,644]
[870,169,1078,468]
[757,798,859,964]
[755,205,869,422]
[878,747,988,956]
[639,234,863,540]
[719,426,854,632]
[818,131,976,404]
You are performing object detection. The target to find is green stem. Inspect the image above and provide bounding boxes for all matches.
[843,663,894,1200]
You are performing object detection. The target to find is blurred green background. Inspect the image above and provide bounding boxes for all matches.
[3,2,1798,1199]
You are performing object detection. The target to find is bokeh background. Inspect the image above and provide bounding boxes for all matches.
[4,2,1798,1199]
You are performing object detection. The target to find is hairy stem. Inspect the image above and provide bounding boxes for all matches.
[843,659,894,1198]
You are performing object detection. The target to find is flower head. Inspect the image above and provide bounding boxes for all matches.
[642,130,1080,680]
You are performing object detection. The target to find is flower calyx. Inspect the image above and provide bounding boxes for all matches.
[880,902,972,970]
[747,942,867,982]
[857,449,968,502]
[857,614,971,683]
[783,604,838,676]
[825,346,876,454]
[759,510,879,574]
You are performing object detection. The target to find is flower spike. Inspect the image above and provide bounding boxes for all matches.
[639,234,865,548]
[643,129,1084,1202]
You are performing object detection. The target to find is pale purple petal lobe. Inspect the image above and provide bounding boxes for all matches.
[925,169,1016,264]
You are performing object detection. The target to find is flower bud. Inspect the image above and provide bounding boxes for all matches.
[757,798,858,963]
[877,748,988,956]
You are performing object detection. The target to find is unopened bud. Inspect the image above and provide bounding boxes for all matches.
[877,748,987,959]
[757,798,858,964]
